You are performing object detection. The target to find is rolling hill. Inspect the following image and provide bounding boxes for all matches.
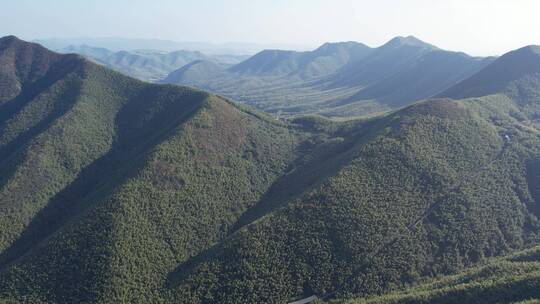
[0,36,540,304]
[57,44,247,82]
[228,41,372,79]
[35,37,311,55]
[161,60,229,87]
[162,36,493,118]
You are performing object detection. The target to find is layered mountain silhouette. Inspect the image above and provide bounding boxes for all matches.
[228,41,372,78]
[162,36,493,117]
[328,35,439,87]
[0,36,540,304]
[440,45,540,101]
[57,44,247,81]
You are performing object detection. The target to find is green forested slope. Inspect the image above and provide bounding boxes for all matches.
[0,36,306,303]
[0,36,540,304]
[339,244,540,304]
[168,96,540,303]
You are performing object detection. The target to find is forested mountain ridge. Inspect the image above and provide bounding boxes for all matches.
[0,36,307,302]
[331,43,540,304]
[0,36,540,304]
[168,95,540,303]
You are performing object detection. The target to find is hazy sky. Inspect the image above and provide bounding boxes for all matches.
[1,0,539,56]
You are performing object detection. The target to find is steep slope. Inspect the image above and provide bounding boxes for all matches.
[440,46,540,104]
[345,50,493,107]
[167,96,540,303]
[0,35,82,104]
[0,36,307,303]
[60,44,114,60]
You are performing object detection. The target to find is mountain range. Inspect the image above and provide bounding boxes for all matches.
[55,44,247,81]
[34,37,312,55]
[0,35,540,304]
[162,36,494,118]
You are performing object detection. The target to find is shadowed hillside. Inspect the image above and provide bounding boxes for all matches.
[0,36,307,303]
[0,37,539,304]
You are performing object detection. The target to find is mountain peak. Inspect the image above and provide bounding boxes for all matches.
[312,41,372,57]
[440,44,540,99]
[0,35,20,42]
[519,45,540,56]
[316,41,367,50]
[0,35,57,56]
[0,35,25,49]
[0,35,89,94]
[383,35,437,49]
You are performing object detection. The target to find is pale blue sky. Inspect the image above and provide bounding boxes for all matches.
[1,0,539,56]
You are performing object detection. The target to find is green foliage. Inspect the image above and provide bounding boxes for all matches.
[1,36,540,304]
[167,98,540,303]
[338,245,540,304]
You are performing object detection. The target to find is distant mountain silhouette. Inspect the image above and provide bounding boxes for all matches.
[343,49,493,107]
[162,60,228,86]
[57,44,245,81]
[440,45,540,101]
[228,41,372,79]
[162,36,493,117]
